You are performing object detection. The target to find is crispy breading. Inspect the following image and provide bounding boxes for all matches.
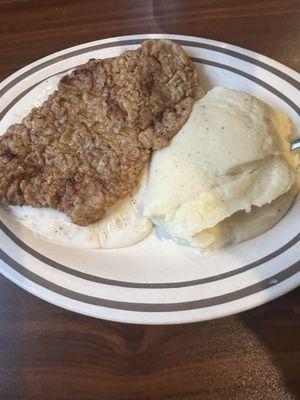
[0,40,201,225]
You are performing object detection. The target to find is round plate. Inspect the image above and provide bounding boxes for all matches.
[0,34,299,324]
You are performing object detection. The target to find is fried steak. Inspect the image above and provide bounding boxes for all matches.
[0,40,201,225]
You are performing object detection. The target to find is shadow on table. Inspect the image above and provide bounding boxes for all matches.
[237,288,300,400]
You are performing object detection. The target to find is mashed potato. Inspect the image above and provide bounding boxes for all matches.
[143,87,299,251]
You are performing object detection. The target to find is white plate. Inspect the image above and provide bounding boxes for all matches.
[0,34,299,324]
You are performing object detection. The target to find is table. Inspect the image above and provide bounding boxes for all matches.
[0,1,299,399]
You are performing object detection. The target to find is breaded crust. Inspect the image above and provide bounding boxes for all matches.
[0,39,201,225]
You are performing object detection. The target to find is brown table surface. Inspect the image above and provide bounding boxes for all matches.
[0,1,299,399]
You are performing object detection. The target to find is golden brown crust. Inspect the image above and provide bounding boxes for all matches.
[0,39,200,225]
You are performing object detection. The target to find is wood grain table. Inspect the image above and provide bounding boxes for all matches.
[0,1,299,399]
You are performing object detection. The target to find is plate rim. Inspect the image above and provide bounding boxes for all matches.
[0,253,299,325]
[1,33,299,92]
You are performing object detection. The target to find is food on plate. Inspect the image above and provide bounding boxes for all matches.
[143,87,299,251]
[0,39,201,226]
[7,168,151,249]
[1,37,298,253]
[188,188,297,250]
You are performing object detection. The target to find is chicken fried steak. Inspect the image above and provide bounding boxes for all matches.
[0,40,201,225]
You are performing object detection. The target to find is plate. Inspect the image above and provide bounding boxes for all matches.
[0,34,299,324]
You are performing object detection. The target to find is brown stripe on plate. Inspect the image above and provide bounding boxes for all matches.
[0,37,299,99]
[0,247,299,312]
[1,57,299,123]
[0,68,73,122]
[0,219,299,288]
[192,58,299,115]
